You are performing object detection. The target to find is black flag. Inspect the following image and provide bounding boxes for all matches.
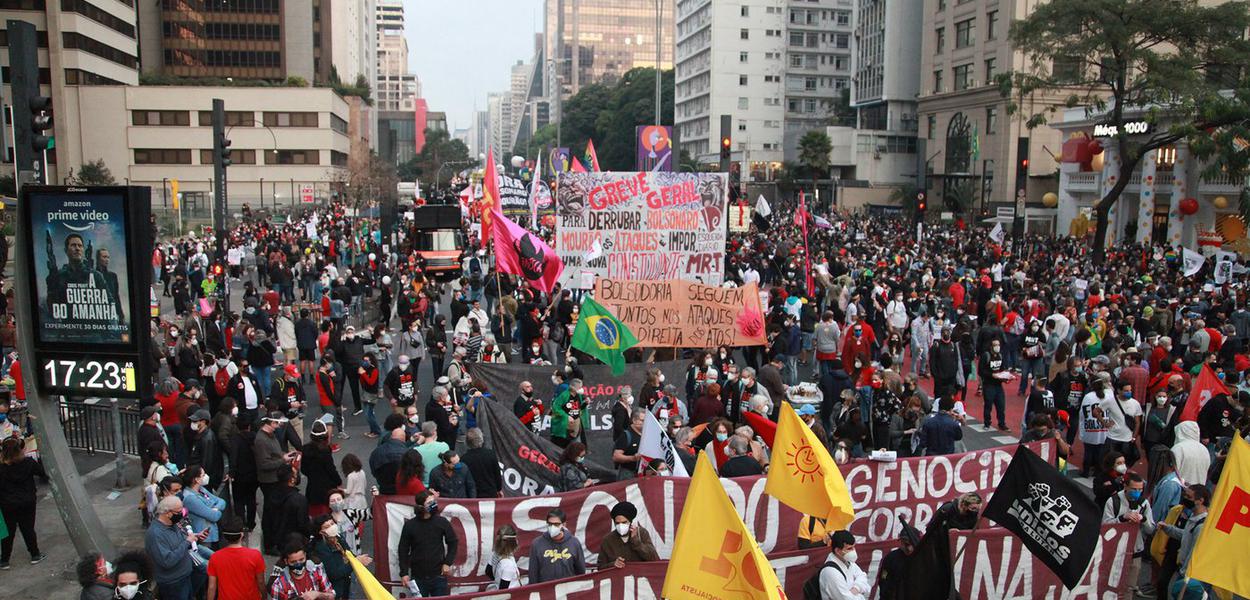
[981,446,1101,589]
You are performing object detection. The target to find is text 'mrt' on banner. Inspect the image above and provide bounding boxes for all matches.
[556,172,729,288]
[592,278,767,348]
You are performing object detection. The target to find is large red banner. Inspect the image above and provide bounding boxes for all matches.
[368,524,1135,599]
[373,441,1054,584]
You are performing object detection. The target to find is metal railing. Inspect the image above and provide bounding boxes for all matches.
[57,397,143,456]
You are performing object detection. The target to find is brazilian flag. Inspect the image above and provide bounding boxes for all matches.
[571,298,638,376]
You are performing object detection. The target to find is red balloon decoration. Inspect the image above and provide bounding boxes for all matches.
[1086,139,1104,155]
[1179,197,1199,215]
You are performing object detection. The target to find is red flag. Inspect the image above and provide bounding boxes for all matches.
[584,139,601,171]
[480,148,500,233]
[798,191,813,295]
[1181,365,1230,422]
[493,209,564,293]
[742,411,777,448]
[571,156,588,173]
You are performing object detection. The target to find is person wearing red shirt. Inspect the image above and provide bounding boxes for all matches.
[948,279,966,310]
[9,357,24,406]
[207,517,266,600]
[263,288,281,316]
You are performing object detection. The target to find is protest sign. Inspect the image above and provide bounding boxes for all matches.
[592,278,767,348]
[951,524,1137,599]
[497,174,531,224]
[373,440,1055,583]
[556,172,728,287]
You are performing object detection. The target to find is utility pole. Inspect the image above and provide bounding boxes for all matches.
[654,0,663,127]
[8,20,53,191]
[211,98,230,262]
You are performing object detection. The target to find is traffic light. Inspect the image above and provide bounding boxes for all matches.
[216,133,232,169]
[916,191,927,213]
[7,19,51,185]
[721,135,732,159]
[719,114,732,173]
[29,95,53,152]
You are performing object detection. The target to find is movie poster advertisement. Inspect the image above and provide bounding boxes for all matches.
[31,192,132,344]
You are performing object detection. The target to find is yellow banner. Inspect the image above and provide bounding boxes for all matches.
[1189,435,1250,597]
[766,402,855,531]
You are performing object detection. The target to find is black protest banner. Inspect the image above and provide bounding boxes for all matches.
[498,174,531,224]
[981,446,1101,589]
[471,360,689,467]
[475,396,616,496]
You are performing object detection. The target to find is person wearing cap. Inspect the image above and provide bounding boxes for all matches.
[874,523,921,600]
[137,405,168,475]
[302,417,342,517]
[818,529,869,600]
[384,354,418,414]
[796,403,829,449]
[186,408,223,492]
[598,501,658,568]
[255,411,299,555]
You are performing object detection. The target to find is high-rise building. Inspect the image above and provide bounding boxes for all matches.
[675,0,853,175]
[917,0,1062,212]
[1,0,141,183]
[487,92,512,157]
[375,0,419,113]
[544,0,674,98]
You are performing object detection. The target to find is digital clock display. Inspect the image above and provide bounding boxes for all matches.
[41,358,137,394]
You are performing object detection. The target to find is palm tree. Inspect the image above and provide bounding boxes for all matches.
[797,131,832,181]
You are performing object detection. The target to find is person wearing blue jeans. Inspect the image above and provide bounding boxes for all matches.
[1018,321,1047,395]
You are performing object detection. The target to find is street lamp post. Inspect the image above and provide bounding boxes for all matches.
[259,177,264,211]
[162,177,169,208]
[290,179,295,208]
[654,0,663,127]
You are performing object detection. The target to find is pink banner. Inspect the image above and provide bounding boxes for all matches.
[373,441,1054,584]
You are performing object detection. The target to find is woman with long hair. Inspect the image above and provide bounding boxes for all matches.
[557,442,593,492]
[395,449,426,496]
[310,514,372,599]
[0,437,47,568]
[487,525,521,590]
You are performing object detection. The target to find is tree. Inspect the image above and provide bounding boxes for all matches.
[398,129,472,188]
[519,67,674,170]
[1004,0,1250,262]
[68,159,116,185]
[797,131,833,181]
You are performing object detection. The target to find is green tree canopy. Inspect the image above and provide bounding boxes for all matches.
[68,159,116,185]
[797,131,833,180]
[399,128,472,187]
[519,67,674,170]
[1004,0,1250,261]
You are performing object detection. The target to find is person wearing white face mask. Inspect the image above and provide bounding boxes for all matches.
[527,509,587,584]
[311,513,372,599]
[816,530,869,600]
[598,501,659,568]
[111,551,153,600]
[185,410,223,494]
[76,552,117,600]
[180,464,226,550]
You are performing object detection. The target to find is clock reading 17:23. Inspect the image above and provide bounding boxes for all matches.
[41,358,137,393]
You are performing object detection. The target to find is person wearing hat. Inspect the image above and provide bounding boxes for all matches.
[255,411,299,555]
[186,409,223,493]
[270,363,307,441]
[875,523,921,600]
[137,405,168,476]
[598,501,659,568]
[796,403,829,449]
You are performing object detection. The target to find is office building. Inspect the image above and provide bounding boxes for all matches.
[1,0,141,183]
[917,0,1063,215]
[375,0,420,113]
[675,0,854,175]
[545,0,675,98]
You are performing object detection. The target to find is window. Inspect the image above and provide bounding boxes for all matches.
[738,97,749,109]
[62,32,138,68]
[1052,55,1083,82]
[738,123,747,131]
[132,111,190,126]
[740,28,749,40]
[937,0,945,9]
[199,149,256,165]
[927,115,937,139]
[954,64,973,90]
[836,11,849,26]
[986,107,998,134]
[331,150,348,167]
[197,111,254,127]
[955,19,975,48]
[835,56,849,70]
[740,5,748,16]
[804,99,817,112]
[739,51,749,63]
[739,75,748,85]
[835,34,848,49]
[765,120,780,128]
[933,69,944,93]
[984,57,997,81]
[61,0,135,37]
[764,75,780,82]
[986,11,998,40]
[134,148,191,164]
[791,54,804,68]
[805,76,817,91]
[265,150,320,165]
[330,114,348,134]
[263,112,318,127]
[935,27,945,53]
[790,31,805,46]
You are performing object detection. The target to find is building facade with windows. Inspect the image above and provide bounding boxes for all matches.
[375,0,419,113]
[917,0,1065,217]
[676,0,854,174]
[544,0,674,98]
[1,0,141,183]
[1052,105,1249,248]
[55,85,354,209]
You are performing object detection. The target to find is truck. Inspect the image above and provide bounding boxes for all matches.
[404,204,463,279]
[396,181,422,206]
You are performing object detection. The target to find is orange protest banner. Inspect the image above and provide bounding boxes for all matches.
[592,278,767,348]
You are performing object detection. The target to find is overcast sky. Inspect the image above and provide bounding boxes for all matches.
[403,0,544,131]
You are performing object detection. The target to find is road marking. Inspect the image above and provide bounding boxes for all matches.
[991,435,1019,444]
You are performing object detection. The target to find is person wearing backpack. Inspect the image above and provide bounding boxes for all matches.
[803,530,868,600]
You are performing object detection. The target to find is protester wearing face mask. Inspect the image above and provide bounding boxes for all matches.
[1157,484,1212,597]
[817,530,870,600]
[1103,379,1143,468]
[557,442,596,492]
[598,501,659,569]
[552,377,589,449]
[111,551,153,600]
[429,451,476,499]
[144,496,200,600]
[528,508,587,584]
[205,517,264,600]
[180,465,226,550]
[685,351,718,403]
[1100,472,1155,598]
[1093,450,1129,508]
[978,337,1011,432]
[268,539,334,600]
[874,524,921,600]
[310,513,373,600]
[185,410,223,494]
[76,552,117,600]
[513,381,544,433]
[397,490,458,596]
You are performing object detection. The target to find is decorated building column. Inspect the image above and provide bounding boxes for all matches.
[1057,163,1078,235]
[1167,143,1189,248]
[1136,149,1158,243]
[1099,143,1121,247]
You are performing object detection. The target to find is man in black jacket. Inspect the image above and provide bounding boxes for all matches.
[229,414,260,532]
[461,428,502,498]
[186,409,222,492]
[397,490,458,596]
[337,326,368,415]
[718,437,764,477]
[929,326,962,401]
[265,464,309,557]
[294,309,319,383]
[137,406,168,475]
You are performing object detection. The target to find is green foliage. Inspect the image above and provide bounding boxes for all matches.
[797,131,833,179]
[285,76,309,88]
[0,175,15,197]
[69,159,117,185]
[519,67,674,169]
[1004,0,1250,259]
[398,129,472,186]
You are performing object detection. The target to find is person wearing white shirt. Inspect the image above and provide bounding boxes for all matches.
[885,292,909,336]
[740,266,760,286]
[819,531,869,600]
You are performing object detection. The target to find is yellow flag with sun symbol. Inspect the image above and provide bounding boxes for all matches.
[765,402,856,531]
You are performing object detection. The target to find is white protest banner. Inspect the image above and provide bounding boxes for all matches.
[556,172,729,286]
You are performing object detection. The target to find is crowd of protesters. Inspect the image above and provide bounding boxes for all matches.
[0,188,1238,600]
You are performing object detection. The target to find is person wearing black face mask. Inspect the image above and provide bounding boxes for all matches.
[144,496,201,600]
[397,490,458,597]
[267,465,309,558]
[268,539,334,600]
